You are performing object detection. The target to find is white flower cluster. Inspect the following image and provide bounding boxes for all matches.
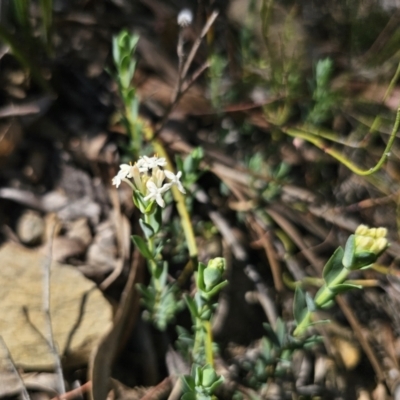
[112,155,185,208]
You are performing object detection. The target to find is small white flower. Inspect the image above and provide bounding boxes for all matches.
[138,156,167,171]
[112,174,122,188]
[131,163,144,192]
[177,8,193,27]
[144,180,166,208]
[118,163,134,178]
[164,170,186,194]
[152,166,166,188]
[112,163,137,189]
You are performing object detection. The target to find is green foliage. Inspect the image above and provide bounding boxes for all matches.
[293,225,388,336]
[243,318,321,388]
[307,58,339,125]
[179,258,227,399]
[138,278,184,331]
[209,54,228,110]
[247,153,291,202]
[176,147,205,188]
[181,364,224,400]
[110,30,143,158]
[0,0,53,91]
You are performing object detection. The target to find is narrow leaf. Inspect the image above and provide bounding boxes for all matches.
[263,323,280,347]
[276,318,287,348]
[305,292,316,313]
[131,235,152,259]
[342,234,355,269]
[323,246,344,285]
[330,283,362,294]
[139,218,154,240]
[293,286,307,325]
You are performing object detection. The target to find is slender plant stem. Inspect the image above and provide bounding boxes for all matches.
[43,222,66,394]
[203,320,214,366]
[293,267,350,337]
[284,107,400,176]
[144,213,160,290]
[144,125,198,261]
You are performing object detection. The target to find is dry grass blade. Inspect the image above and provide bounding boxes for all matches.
[89,249,144,400]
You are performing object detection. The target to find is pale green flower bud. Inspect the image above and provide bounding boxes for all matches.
[376,227,388,238]
[355,225,369,236]
[132,163,144,193]
[368,228,377,238]
[370,237,388,254]
[355,236,374,253]
[203,257,226,291]
[354,224,388,256]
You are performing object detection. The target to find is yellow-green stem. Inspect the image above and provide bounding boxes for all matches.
[144,213,160,290]
[284,107,400,176]
[203,320,214,367]
[293,267,350,337]
[143,125,198,261]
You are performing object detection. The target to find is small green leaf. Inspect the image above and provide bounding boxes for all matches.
[263,323,280,348]
[145,200,157,214]
[343,234,355,269]
[129,34,139,50]
[209,375,224,393]
[181,375,195,392]
[194,365,202,386]
[131,235,153,259]
[305,292,316,313]
[181,393,196,400]
[201,365,218,387]
[184,295,198,319]
[139,219,154,239]
[260,336,272,360]
[201,280,228,299]
[330,283,362,294]
[133,190,147,213]
[150,206,162,234]
[320,300,335,309]
[112,35,120,64]
[158,262,168,286]
[196,262,207,292]
[354,251,377,269]
[293,287,308,325]
[323,246,344,285]
[276,318,287,348]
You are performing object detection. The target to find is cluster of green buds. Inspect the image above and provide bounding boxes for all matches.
[110,29,143,158]
[113,155,186,330]
[182,364,224,400]
[294,225,389,336]
[180,258,228,400]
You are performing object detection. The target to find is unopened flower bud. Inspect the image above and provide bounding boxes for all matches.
[354,224,388,257]
[376,227,388,238]
[370,237,388,254]
[203,257,226,291]
[355,225,369,236]
[355,236,374,252]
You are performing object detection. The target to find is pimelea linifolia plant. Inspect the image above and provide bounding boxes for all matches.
[110,30,142,158]
[293,225,388,336]
[243,225,389,389]
[113,157,228,399]
[112,156,186,330]
[180,257,227,400]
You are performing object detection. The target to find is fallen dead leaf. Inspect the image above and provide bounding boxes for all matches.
[0,241,113,370]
